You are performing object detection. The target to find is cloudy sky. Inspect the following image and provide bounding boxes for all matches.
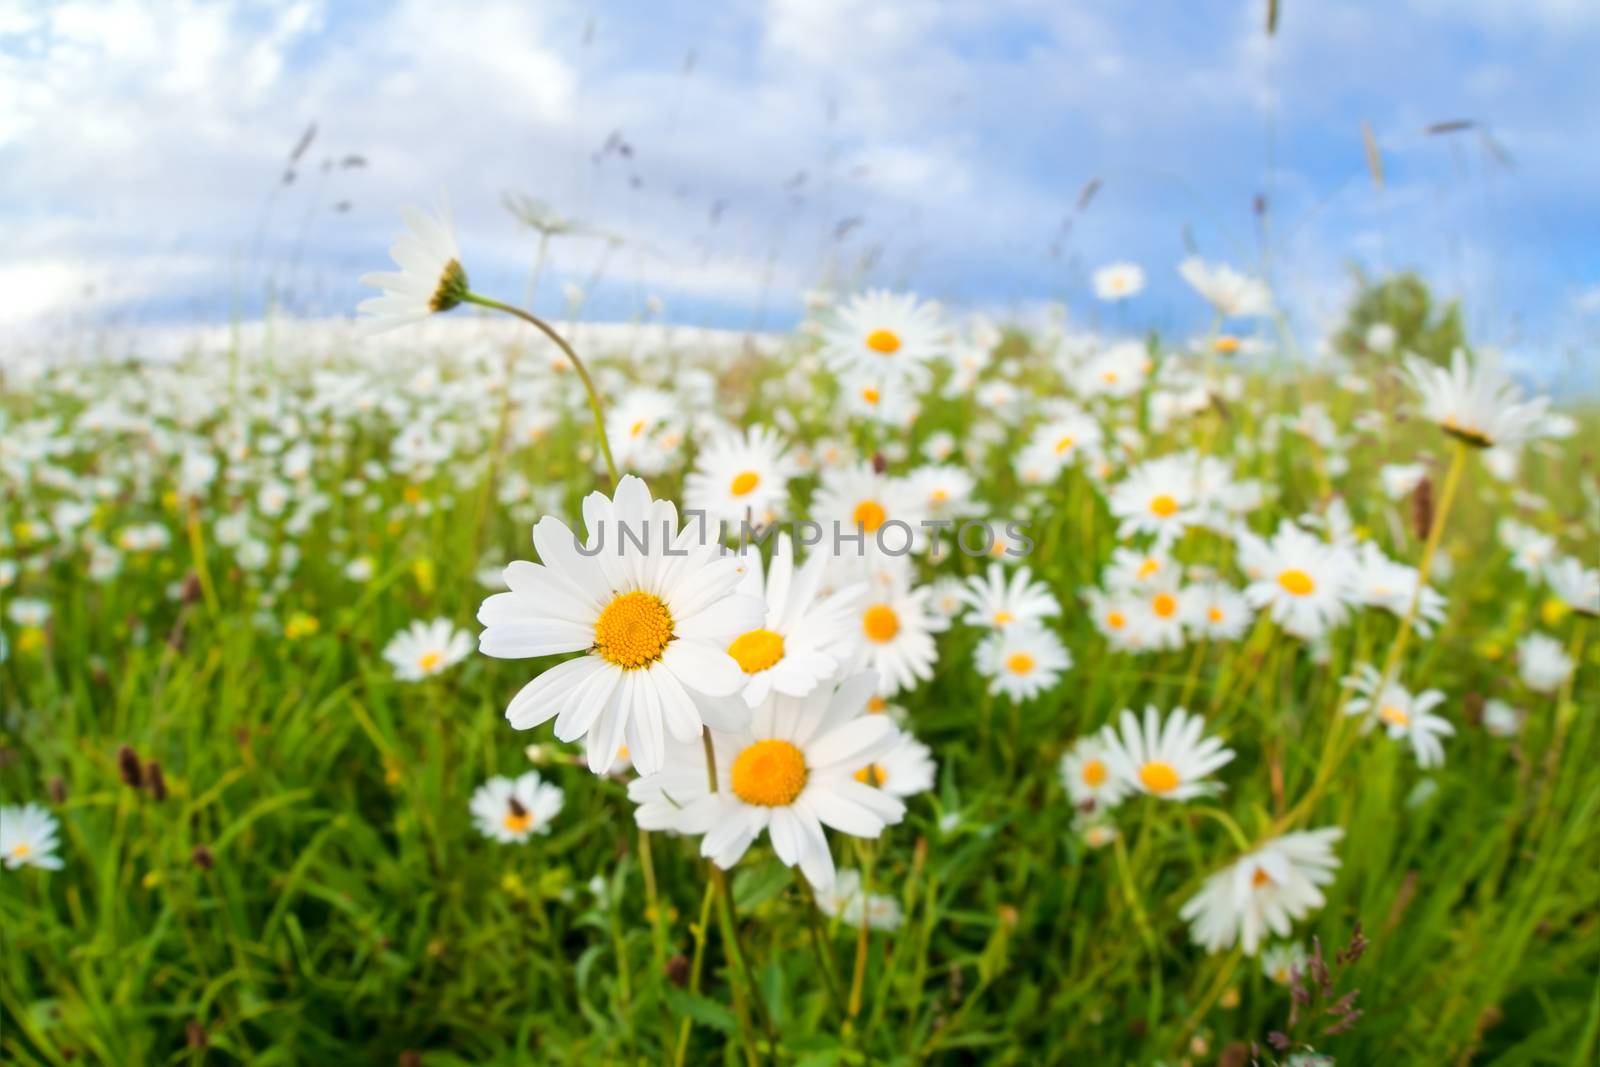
[3,0,1596,384]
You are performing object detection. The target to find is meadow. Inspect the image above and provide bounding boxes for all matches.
[1,243,1596,1067]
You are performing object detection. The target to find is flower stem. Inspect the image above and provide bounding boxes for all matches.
[1376,438,1467,690]
[461,291,619,486]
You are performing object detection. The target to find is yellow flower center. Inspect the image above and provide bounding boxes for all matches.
[728,628,785,674]
[930,488,949,502]
[1251,867,1273,888]
[629,419,647,439]
[993,610,1015,626]
[867,696,888,714]
[1138,761,1181,794]
[861,386,881,404]
[1054,434,1075,454]
[1106,610,1127,630]
[853,763,888,787]
[1379,704,1410,728]
[852,499,887,532]
[1081,759,1108,787]
[1150,494,1179,518]
[502,811,533,833]
[729,470,761,496]
[1102,370,1119,383]
[1137,558,1161,580]
[1005,651,1036,675]
[11,843,31,858]
[1208,606,1224,623]
[417,650,443,673]
[1214,335,1241,354]
[730,739,808,807]
[865,329,902,354]
[1152,593,1178,619]
[863,604,900,643]
[1277,569,1316,596]
[593,591,674,668]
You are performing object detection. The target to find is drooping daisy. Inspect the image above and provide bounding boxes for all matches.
[357,200,468,333]
[383,617,474,681]
[726,534,864,707]
[1517,633,1574,694]
[1243,521,1359,641]
[469,772,565,843]
[1058,734,1131,812]
[815,867,904,931]
[1342,664,1455,769]
[1405,349,1551,449]
[1180,828,1343,955]
[818,290,945,384]
[960,562,1061,631]
[684,424,798,531]
[477,476,764,775]
[1545,556,1599,617]
[852,728,937,799]
[1093,261,1146,301]
[1,803,63,871]
[628,672,905,890]
[1177,257,1272,319]
[975,623,1072,702]
[1100,706,1235,801]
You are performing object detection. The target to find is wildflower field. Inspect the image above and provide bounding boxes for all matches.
[2,242,1596,1066]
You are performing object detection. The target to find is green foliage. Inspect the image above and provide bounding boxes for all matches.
[1333,269,1468,368]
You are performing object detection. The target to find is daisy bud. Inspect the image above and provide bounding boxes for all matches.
[117,745,144,788]
[191,845,215,870]
[145,760,168,802]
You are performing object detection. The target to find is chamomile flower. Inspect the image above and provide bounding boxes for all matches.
[852,729,937,799]
[1243,521,1359,641]
[1093,262,1146,301]
[1545,556,1599,617]
[1262,942,1309,985]
[726,534,864,707]
[1517,633,1574,694]
[975,623,1072,701]
[357,200,468,333]
[1,803,63,871]
[1074,342,1150,399]
[960,562,1060,631]
[1059,735,1131,811]
[628,672,905,890]
[1085,586,1142,651]
[810,462,922,555]
[906,464,978,522]
[1342,664,1454,769]
[1354,542,1447,637]
[1180,828,1343,955]
[684,424,798,530]
[477,475,764,775]
[851,564,939,697]
[1126,571,1194,652]
[819,290,944,384]
[469,772,564,843]
[1482,699,1524,738]
[1404,349,1551,449]
[1109,455,1205,543]
[383,617,473,681]
[1177,257,1272,319]
[1101,706,1235,801]
[815,868,903,931]
[1188,581,1254,642]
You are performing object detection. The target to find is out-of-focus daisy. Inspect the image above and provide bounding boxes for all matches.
[357,201,468,333]
[1482,698,1524,738]
[1108,453,1204,544]
[960,562,1060,631]
[1261,942,1309,985]
[1498,519,1556,579]
[1178,257,1272,319]
[469,772,565,843]
[477,476,763,775]
[906,465,978,523]
[383,617,473,681]
[815,868,903,931]
[1404,349,1551,449]
[1101,706,1234,801]
[1,803,63,871]
[818,290,944,384]
[975,623,1072,701]
[727,535,863,707]
[811,462,923,553]
[1243,522,1358,641]
[1074,342,1150,399]
[1517,633,1574,694]
[853,729,937,799]
[606,388,684,476]
[1093,262,1146,301]
[1126,571,1195,652]
[1342,664,1455,769]
[1379,463,1427,501]
[1545,556,1599,617]
[628,673,904,890]
[1355,542,1447,637]
[1188,581,1253,642]
[1180,828,1343,955]
[684,425,798,530]
[1023,408,1104,480]
[1059,735,1131,812]
[850,565,939,697]
[1085,586,1142,651]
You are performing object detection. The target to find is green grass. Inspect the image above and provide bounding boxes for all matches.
[2,329,1596,1065]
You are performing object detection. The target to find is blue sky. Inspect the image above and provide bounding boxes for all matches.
[2,0,1597,387]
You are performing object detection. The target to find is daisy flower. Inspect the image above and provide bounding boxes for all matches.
[815,868,903,931]
[1,803,64,871]
[1261,942,1309,985]
[906,464,979,523]
[810,462,924,556]
[852,729,937,799]
[1023,408,1104,477]
[726,534,864,707]
[1073,342,1150,399]
[1093,262,1146,301]
[850,563,940,697]
[975,623,1072,701]
[1100,706,1235,801]
[1342,664,1455,769]
[1379,463,1427,501]
[1404,349,1551,449]
[684,425,798,531]
[1498,519,1556,579]
[469,772,565,843]
[1177,257,1272,319]
[476,476,763,775]
[960,562,1060,630]
[1243,521,1359,641]
[1059,734,1131,812]
[628,673,905,890]
[1482,698,1524,738]
[1109,453,1205,543]
[1084,586,1142,651]
[1188,581,1254,642]
[1354,542,1447,637]
[818,290,944,384]
[383,617,474,681]
[357,200,468,333]
[1180,828,1343,955]
[1518,633,1574,694]
[1545,556,1599,618]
